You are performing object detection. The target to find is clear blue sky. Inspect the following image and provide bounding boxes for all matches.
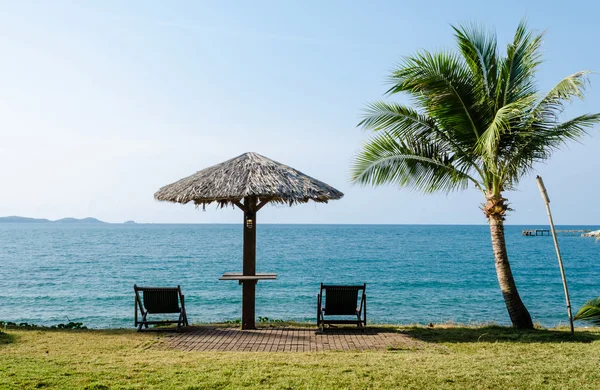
[0,0,598,224]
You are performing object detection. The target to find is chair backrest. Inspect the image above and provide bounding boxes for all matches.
[136,287,181,314]
[322,284,365,315]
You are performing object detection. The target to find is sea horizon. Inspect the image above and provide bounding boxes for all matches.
[2,218,599,227]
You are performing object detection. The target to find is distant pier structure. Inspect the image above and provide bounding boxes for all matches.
[522,229,591,237]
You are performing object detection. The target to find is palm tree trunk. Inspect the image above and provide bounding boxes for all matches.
[488,213,534,329]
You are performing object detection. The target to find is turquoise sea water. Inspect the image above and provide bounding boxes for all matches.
[1,223,599,328]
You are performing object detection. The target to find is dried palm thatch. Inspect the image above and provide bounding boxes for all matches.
[154,152,344,208]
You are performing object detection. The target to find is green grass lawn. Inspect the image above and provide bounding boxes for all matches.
[2,325,600,389]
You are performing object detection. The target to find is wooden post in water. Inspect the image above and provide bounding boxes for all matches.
[242,196,257,330]
[536,176,574,334]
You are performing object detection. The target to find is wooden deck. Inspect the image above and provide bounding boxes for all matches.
[162,326,416,352]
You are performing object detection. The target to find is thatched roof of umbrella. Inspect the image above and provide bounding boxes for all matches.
[154,152,344,207]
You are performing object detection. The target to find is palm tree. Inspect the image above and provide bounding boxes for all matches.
[351,21,600,329]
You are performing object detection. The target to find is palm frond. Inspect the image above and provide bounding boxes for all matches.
[351,131,480,193]
[501,113,600,185]
[359,102,439,138]
[359,102,462,154]
[530,71,592,124]
[453,22,498,102]
[476,94,538,168]
[574,298,600,326]
[496,20,544,106]
[387,51,483,142]
[537,113,600,145]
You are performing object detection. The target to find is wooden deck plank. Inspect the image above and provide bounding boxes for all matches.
[163,326,415,352]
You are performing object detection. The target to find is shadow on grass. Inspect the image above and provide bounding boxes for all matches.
[0,331,17,345]
[402,325,600,344]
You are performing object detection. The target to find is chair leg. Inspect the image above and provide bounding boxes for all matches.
[318,309,325,333]
[316,294,321,331]
[176,313,182,331]
[137,312,147,332]
[357,312,365,332]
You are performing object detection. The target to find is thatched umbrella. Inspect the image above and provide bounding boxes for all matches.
[154,152,343,329]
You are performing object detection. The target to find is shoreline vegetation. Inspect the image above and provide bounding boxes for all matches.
[2,323,600,389]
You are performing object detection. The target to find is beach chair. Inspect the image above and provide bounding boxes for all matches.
[134,285,189,331]
[317,283,366,332]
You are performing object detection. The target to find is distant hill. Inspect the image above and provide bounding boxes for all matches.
[0,216,52,223]
[54,217,106,224]
[0,216,107,224]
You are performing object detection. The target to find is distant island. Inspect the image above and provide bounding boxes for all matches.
[0,216,107,224]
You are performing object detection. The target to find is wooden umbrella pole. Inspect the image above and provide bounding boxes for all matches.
[536,176,574,334]
[241,196,257,330]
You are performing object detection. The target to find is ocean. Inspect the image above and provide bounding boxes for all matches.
[1,223,598,328]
